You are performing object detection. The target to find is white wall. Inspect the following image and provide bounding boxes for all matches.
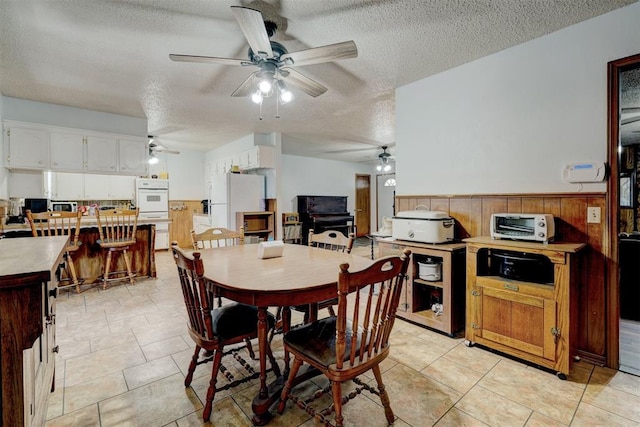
[281,154,376,223]
[396,2,640,196]
[0,96,6,199]
[149,149,206,200]
[2,96,147,136]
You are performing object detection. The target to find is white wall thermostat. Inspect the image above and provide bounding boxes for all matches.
[563,162,607,183]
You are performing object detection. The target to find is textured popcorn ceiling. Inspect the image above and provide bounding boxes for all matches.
[0,0,634,162]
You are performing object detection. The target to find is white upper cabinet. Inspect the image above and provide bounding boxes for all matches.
[86,135,118,172]
[246,145,275,169]
[49,130,85,171]
[118,138,148,175]
[108,175,136,199]
[3,120,146,175]
[84,174,111,199]
[4,125,49,169]
[45,172,135,200]
[48,172,84,200]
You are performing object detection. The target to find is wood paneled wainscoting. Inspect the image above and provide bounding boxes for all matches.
[396,193,607,366]
[169,200,204,248]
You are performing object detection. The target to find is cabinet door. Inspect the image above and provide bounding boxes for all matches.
[7,126,49,169]
[50,131,85,171]
[86,135,117,172]
[238,150,250,169]
[53,172,84,200]
[109,175,135,200]
[479,285,557,360]
[84,174,110,199]
[257,145,275,168]
[246,147,259,169]
[118,138,148,175]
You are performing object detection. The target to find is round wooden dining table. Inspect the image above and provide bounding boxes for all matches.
[196,243,373,425]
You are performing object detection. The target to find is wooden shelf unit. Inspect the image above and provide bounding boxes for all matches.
[237,211,275,241]
[378,238,466,336]
[464,237,586,379]
[282,212,302,244]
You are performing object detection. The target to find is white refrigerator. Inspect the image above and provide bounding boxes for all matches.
[208,173,265,231]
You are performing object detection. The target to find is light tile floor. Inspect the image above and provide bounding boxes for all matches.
[45,250,640,426]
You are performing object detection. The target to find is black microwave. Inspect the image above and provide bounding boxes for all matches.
[24,198,50,214]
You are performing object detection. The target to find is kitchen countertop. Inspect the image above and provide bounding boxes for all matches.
[2,216,171,232]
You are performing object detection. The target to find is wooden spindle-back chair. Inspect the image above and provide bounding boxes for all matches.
[171,243,280,422]
[26,209,84,293]
[278,249,411,427]
[95,208,139,289]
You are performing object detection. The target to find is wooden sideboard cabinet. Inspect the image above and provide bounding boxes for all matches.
[464,237,586,379]
[0,236,67,426]
[378,238,466,336]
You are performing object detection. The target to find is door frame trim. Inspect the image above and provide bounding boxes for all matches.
[606,52,640,369]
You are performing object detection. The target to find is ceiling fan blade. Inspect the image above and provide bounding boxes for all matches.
[231,72,260,97]
[280,41,358,67]
[156,148,181,155]
[151,144,180,155]
[231,6,273,58]
[621,115,640,125]
[280,67,327,97]
[169,54,248,66]
[325,147,377,154]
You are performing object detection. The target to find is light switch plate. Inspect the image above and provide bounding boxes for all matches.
[587,207,601,224]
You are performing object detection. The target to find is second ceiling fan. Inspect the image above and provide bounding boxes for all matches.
[169,6,358,101]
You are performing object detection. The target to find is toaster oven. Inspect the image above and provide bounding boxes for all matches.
[490,213,555,243]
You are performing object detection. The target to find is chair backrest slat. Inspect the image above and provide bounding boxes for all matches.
[191,227,244,250]
[336,249,411,370]
[95,208,139,243]
[26,210,83,247]
[172,244,215,341]
[309,230,354,253]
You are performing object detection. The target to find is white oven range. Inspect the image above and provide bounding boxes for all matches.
[136,178,169,250]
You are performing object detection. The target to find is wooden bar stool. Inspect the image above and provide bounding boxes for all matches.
[26,209,85,293]
[95,208,139,289]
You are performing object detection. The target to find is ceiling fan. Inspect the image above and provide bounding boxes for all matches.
[169,6,358,100]
[148,136,180,155]
[377,146,394,172]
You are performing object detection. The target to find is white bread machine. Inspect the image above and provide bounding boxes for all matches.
[392,210,455,244]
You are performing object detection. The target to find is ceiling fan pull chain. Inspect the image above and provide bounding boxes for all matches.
[259,100,263,121]
[275,95,280,119]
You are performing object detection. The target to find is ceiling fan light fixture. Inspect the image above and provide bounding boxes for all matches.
[251,91,263,104]
[258,78,272,94]
[148,154,159,165]
[277,80,293,104]
[383,163,392,172]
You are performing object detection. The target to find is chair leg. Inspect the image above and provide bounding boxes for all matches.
[372,364,394,424]
[203,348,224,422]
[331,380,344,427]
[66,253,80,293]
[277,357,303,415]
[265,340,281,378]
[123,249,135,286]
[244,338,256,360]
[268,306,283,343]
[327,305,336,317]
[103,250,113,290]
[185,345,201,387]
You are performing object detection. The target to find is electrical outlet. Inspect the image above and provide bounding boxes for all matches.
[587,207,601,224]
